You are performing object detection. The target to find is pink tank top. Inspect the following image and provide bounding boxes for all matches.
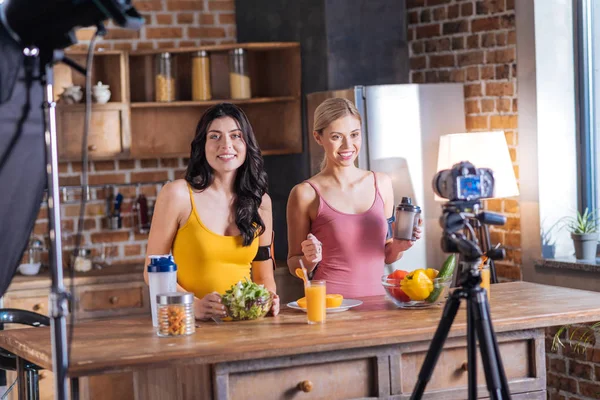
[306,173,388,298]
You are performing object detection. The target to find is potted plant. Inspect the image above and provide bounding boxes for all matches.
[561,208,599,260]
[541,218,560,259]
[552,322,600,354]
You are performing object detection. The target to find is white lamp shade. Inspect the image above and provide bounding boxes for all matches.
[435,131,519,200]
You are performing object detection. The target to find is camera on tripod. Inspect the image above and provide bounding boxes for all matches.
[433,161,494,201]
[431,161,506,263]
[410,161,512,400]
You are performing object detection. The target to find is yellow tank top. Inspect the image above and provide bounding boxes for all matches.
[172,184,258,299]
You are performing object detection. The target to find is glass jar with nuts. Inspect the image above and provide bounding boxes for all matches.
[155,52,177,102]
[156,292,195,337]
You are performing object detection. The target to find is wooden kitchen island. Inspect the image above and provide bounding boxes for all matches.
[1,281,600,400]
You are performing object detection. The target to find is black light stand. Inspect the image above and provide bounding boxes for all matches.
[411,201,510,400]
[0,2,142,399]
[41,49,70,400]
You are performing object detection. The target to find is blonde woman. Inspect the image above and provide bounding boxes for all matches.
[286,98,421,298]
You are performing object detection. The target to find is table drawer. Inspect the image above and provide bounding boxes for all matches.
[215,348,390,400]
[392,330,546,399]
[229,358,377,400]
[4,295,48,316]
[77,282,149,319]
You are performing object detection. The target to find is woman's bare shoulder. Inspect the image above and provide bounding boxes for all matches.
[158,179,190,206]
[289,181,318,204]
[374,171,392,188]
[260,193,272,211]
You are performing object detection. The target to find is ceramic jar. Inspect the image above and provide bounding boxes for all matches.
[59,85,83,104]
[92,81,111,104]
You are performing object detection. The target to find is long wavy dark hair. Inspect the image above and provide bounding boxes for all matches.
[185,103,268,246]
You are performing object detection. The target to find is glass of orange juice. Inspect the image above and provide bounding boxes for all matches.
[305,280,326,324]
[480,262,491,301]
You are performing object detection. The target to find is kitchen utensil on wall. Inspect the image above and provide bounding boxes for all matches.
[105,189,123,230]
[132,193,150,234]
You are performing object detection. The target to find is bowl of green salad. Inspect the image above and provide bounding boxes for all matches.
[222,279,272,321]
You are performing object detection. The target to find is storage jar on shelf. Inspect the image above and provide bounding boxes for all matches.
[155,52,177,102]
[192,50,212,101]
[229,48,251,99]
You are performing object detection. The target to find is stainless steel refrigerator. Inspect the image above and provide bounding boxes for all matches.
[306,84,466,273]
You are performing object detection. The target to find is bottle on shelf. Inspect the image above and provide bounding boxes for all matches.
[229,48,251,99]
[155,52,177,102]
[192,50,212,101]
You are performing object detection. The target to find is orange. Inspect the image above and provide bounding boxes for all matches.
[297,294,343,308]
[425,268,439,280]
[326,294,344,308]
[297,297,307,309]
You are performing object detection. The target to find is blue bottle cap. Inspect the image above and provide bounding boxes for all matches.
[147,255,177,273]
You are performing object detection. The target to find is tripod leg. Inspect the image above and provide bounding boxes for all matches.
[483,293,511,398]
[411,290,463,400]
[467,298,477,400]
[471,287,510,400]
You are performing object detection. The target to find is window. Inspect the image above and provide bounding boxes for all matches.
[576,0,600,212]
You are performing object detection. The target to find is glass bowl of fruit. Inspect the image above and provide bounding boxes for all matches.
[381,255,456,308]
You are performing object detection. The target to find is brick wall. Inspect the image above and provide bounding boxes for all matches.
[72,0,236,51]
[27,0,236,267]
[32,159,190,267]
[407,0,520,281]
[546,325,600,400]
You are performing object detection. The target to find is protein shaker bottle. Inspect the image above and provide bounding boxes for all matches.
[147,255,178,327]
[394,197,422,241]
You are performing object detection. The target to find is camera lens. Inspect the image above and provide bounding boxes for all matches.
[432,169,450,199]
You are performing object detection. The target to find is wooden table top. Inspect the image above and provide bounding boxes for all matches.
[1,281,599,377]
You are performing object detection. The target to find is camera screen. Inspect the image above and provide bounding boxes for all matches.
[457,175,482,200]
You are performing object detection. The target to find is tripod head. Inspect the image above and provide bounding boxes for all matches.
[439,199,506,263]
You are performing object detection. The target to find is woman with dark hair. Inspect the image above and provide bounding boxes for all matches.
[144,103,279,320]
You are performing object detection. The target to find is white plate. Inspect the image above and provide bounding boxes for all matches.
[286,299,363,313]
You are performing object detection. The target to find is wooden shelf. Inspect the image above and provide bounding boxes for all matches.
[130,42,300,56]
[130,96,297,108]
[130,148,302,160]
[54,43,303,162]
[57,102,128,111]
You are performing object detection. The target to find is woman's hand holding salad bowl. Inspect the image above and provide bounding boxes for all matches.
[195,280,279,321]
[194,292,227,321]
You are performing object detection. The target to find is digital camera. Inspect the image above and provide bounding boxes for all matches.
[433,161,494,201]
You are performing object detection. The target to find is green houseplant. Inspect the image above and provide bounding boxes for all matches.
[561,208,599,260]
[552,322,600,354]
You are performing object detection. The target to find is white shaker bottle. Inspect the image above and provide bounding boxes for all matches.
[147,255,178,327]
[394,197,422,241]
